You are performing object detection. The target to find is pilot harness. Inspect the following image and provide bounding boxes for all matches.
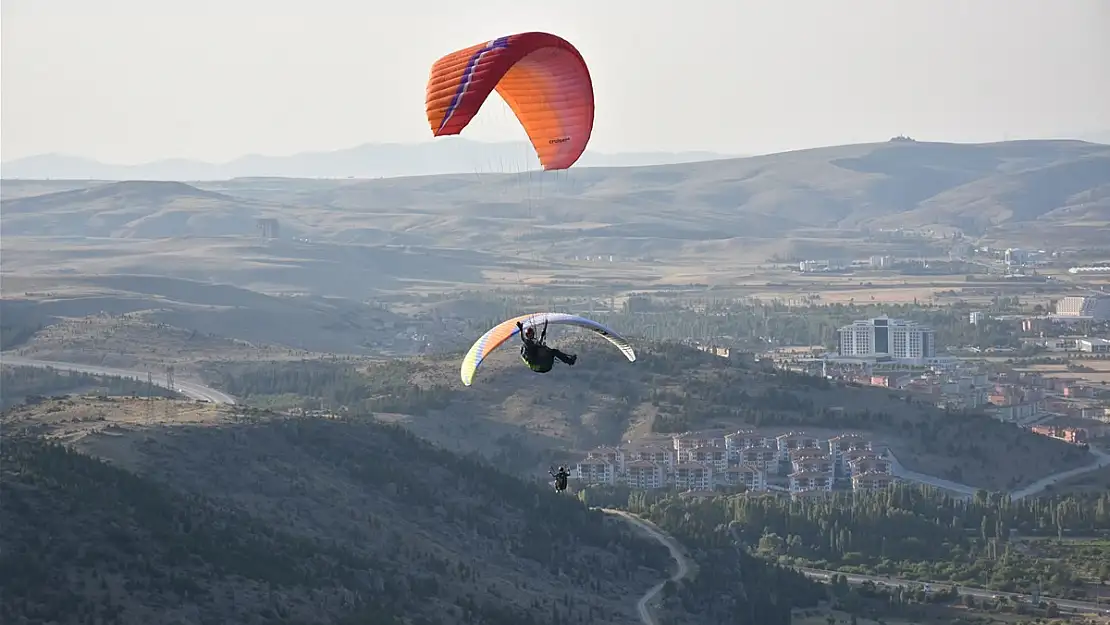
[520,319,549,371]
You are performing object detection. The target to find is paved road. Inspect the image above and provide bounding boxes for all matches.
[887,447,1109,500]
[1010,446,1110,500]
[797,567,1107,615]
[600,509,693,625]
[0,355,237,405]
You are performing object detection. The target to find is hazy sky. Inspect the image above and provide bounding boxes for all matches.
[3,0,1108,164]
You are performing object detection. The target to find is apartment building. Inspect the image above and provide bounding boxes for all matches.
[673,462,715,490]
[725,430,774,451]
[721,464,767,491]
[846,455,892,478]
[852,471,898,491]
[792,454,834,476]
[827,434,872,475]
[624,461,664,490]
[573,429,897,492]
[672,431,727,457]
[576,458,616,486]
[688,445,729,471]
[738,445,780,473]
[789,470,834,493]
[776,432,822,461]
[623,444,676,471]
[586,446,622,471]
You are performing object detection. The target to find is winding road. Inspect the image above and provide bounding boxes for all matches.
[600,509,693,625]
[0,355,237,404]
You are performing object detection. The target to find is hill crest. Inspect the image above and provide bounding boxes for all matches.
[0,138,738,180]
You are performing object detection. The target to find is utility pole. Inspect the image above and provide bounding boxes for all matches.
[165,365,177,420]
[146,372,154,420]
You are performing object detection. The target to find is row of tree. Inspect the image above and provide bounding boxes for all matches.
[613,484,1110,599]
[1,366,177,410]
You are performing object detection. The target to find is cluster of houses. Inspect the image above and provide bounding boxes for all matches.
[575,429,897,496]
[1030,424,1089,445]
[854,367,1110,426]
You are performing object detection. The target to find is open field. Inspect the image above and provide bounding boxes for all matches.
[2,396,231,444]
[1017,361,1110,385]
[5,314,323,379]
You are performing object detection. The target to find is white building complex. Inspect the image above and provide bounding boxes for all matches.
[836,316,936,361]
[1054,295,1110,322]
[574,429,895,496]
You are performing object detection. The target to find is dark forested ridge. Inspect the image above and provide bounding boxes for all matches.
[197,341,1089,490]
[2,413,683,625]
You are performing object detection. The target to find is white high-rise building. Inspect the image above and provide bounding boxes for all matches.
[836,316,936,361]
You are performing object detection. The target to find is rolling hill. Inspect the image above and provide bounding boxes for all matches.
[3,139,1107,248]
[0,273,414,358]
[3,138,1107,306]
[197,340,1098,493]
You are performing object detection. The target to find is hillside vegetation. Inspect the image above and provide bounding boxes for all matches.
[1,395,841,625]
[1,407,679,625]
[0,365,178,410]
[609,484,1110,604]
[198,341,1094,491]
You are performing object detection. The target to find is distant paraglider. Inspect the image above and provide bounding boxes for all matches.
[550,465,570,492]
[425,32,595,171]
[459,312,635,387]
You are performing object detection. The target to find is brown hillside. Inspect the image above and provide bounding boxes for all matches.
[4,140,1107,255]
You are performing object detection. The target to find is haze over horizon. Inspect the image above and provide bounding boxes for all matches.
[3,0,1108,167]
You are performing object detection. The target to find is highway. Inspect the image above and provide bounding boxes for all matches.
[0,355,237,405]
[797,567,1108,615]
[600,509,693,625]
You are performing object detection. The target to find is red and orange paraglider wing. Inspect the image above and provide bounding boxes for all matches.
[425,32,594,171]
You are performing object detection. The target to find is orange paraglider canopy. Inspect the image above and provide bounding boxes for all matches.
[425,32,594,171]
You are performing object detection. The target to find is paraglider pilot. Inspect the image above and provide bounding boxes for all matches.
[518,320,577,373]
[550,465,571,492]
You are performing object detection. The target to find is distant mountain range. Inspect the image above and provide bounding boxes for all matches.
[0,138,737,181]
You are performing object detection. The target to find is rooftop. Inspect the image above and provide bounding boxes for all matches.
[790,470,834,479]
